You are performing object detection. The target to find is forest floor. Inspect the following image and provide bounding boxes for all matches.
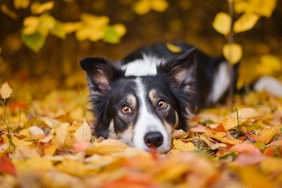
[0,78,282,188]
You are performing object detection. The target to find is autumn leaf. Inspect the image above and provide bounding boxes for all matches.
[234,0,277,17]
[172,139,198,152]
[212,12,231,35]
[234,13,259,33]
[223,43,243,64]
[166,43,182,53]
[31,1,54,15]
[0,82,13,100]
[55,123,70,147]
[14,0,30,9]
[74,119,92,142]
[256,55,282,75]
[0,155,17,176]
[134,0,169,15]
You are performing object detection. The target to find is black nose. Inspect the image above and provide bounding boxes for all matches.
[144,131,163,148]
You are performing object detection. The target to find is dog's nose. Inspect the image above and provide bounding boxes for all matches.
[144,131,163,148]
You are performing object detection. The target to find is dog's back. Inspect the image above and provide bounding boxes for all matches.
[122,42,236,108]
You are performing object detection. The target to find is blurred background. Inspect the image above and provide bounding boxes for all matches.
[0,0,282,99]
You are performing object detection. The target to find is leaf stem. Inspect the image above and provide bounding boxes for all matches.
[227,0,234,108]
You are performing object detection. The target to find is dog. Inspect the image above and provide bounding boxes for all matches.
[80,42,282,153]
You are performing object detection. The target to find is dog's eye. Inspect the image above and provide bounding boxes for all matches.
[158,99,167,110]
[120,105,133,115]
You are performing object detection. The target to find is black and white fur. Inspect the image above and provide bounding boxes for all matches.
[80,42,282,153]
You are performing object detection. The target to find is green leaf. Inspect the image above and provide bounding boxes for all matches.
[22,32,46,52]
[103,26,120,44]
[254,142,266,150]
[201,119,214,126]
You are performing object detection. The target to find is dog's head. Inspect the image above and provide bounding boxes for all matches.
[80,48,197,152]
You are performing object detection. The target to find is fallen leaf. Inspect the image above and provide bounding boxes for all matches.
[235,154,266,166]
[13,157,53,174]
[205,131,241,145]
[55,123,70,147]
[222,108,262,131]
[252,128,276,144]
[230,143,261,155]
[0,154,17,176]
[172,139,198,152]
[73,140,92,152]
[29,125,45,136]
[44,144,57,156]
[74,119,92,142]
[235,166,276,188]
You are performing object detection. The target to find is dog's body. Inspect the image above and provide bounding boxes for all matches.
[80,42,282,152]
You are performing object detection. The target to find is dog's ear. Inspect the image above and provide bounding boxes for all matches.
[158,48,197,91]
[80,57,122,94]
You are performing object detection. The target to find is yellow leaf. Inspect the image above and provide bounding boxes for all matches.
[151,0,169,12]
[76,28,104,41]
[44,144,57,156]
[14,0,30,9]
[172,139,198,151]
[260,158,282,174]
[74,119,92,142]
[236,166,276,188]
[56,159,87,177]
[13,157,53,174]
[256,55,282,75]
[223,43,243,64]
[157,164,189,182]
[39,135,54,143]
[212,12,231,35]
[222,108,262,131]
[31,1,54,14]
[15,145,41,158]
[166,43,182,53]
[134,0,151,15]
[0,82,13,99]
[134,0,168,15]
[255,129,276,144]
[38,14,56,35]
[80,14,109,28]
[62,22,83,33]
[234,0,276,17]
[55,123,70,147]
[113,24,127,37]
[87,139,128,155]
[1,4,18,20]
[22,16,40,35]
[234,13,259,33]
[205,131,241,144]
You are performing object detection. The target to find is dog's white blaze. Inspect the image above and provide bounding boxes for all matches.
[122,55,162,76]
[133,78,171,152]
[207,62,231,103]
[254,76,282,97]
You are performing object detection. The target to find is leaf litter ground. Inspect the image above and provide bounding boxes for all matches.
[0,81,282,188]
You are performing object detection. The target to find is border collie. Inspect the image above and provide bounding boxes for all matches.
[80,42,282,153]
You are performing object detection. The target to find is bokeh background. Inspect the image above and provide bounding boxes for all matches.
[1,0,282,99]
